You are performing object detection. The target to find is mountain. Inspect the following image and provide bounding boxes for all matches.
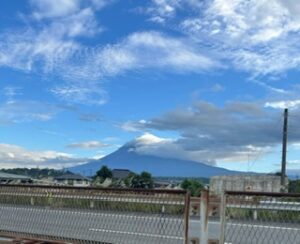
[69,137,245,177]
[0,168,73,179]
[287,170,300,180]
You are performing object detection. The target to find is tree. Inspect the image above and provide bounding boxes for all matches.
[95,165,112,180]
[125,171,154,189]
[289,179,300,193]
[140,171,154,188]
[181,179,204,197]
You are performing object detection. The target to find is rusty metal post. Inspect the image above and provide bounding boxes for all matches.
[219,191,226,244]
[200,189,209,244]
[184,192,191,244]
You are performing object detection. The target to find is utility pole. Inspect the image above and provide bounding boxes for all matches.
[281,108,288,190]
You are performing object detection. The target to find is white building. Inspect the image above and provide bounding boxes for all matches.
[210,174,287,194]
[54,174,91,187]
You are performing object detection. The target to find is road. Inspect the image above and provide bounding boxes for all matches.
[0,205,300,244]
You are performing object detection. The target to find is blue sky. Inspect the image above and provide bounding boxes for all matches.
[0,0,300,173]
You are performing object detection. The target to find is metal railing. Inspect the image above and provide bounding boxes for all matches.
[220,191,300,244]
[0,185,190,244]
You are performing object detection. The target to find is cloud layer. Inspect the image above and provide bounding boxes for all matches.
[0,143,87,169]
[123,101,300,165]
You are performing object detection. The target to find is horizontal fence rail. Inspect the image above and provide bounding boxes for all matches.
[0,185,190,244]
[223,191,300,244]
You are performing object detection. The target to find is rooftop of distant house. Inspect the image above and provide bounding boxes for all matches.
[54,174,91,181]
[112,169,132,179]
[0,171,31,180]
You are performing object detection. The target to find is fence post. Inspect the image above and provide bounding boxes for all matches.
[184,192,191,244]
[90,200,94,209]
[30,197,34,206]
[219,191,226,244]
[200,189,209,244]
[253,209,257,220]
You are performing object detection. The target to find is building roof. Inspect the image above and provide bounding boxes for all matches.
[54,174,90,181]
[0,171,31,180]
[112,169,131,179]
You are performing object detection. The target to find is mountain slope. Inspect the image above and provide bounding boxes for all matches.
[69,142,244,177]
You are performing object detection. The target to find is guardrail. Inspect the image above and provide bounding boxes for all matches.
[0,185,190,244]
[220,191,300,244]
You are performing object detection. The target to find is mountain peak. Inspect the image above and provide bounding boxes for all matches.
[135,133,170,145]
[69,134,245,177]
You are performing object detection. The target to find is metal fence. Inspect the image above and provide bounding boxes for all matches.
[220,191,300,244]
[0,185,190,244]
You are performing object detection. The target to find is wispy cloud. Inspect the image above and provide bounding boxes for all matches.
[57,31,219,81]
[147,0,300,76]
[2,0,300,109]
[211,83,225,92]
[50,82,108,105]
[79,113,103,122]
[0,0,105,105]
[66,140,108,149]
[2,87,22,103]
[0,1,219,106]
[30,0,80,19]
[0,100,59,124]
[252,80,288,94]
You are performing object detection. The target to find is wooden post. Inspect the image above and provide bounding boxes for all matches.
[184,192,191,244]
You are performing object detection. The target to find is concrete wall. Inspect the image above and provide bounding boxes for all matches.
[210,175,287,194]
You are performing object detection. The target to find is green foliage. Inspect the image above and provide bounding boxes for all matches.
[95,165,112,181]
[124,172,136,187]
[289,179,300,193]
[125,171,154,189]
[181,179,204,197]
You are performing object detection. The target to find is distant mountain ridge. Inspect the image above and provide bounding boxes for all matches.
[69,139,246,177]
[0,168,73,179]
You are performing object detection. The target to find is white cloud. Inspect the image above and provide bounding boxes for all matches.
[30,0,80,19]
[59,31,218,81]
[116,31,218,72]
[291,143,300,149]
[206,0,300,74]
[2,87,22,103]
[135,133,171,145]
[147,0,203,23]
[121,121,143,132]
[1,3,219,106]
[0,101,59,124]
[0,1,105,105]
[51,82,108,105]
[146,0,300,75]
[147,0,177,23]
[129,133,217,165]
[265,100,300,109]
[0,143,87,169]
[67,140,108,149]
